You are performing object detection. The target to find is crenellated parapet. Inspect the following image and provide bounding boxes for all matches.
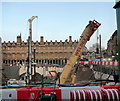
[2,35,78,47]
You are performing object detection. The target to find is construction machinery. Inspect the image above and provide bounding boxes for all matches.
[56,20,101,84]
[1,19,120,101]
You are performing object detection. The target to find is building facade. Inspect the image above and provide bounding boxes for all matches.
[106,30,118,56]
[2,35,88,66]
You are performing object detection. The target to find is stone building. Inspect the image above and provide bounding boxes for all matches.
[106,30,118,56]
[0,37,3,85]
[2,35,88,66]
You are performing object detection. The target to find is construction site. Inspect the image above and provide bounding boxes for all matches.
[0,1,120,101]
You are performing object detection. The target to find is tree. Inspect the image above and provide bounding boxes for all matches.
[88,43,105,53]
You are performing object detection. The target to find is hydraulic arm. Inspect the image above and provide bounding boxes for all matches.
[56,20,101,84]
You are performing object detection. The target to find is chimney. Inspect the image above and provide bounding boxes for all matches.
[17,34,22,43]
[69,36,72,43]
[40,36,44,45]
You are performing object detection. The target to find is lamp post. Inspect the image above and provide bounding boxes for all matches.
[99,34,102,80]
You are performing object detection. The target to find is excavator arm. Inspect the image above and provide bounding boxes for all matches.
[56,20,101,84]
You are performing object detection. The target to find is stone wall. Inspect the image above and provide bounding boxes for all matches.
[2,35,88,65]
[106,30,118,56]
[0,37,2,85]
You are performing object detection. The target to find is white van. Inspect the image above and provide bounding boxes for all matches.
[7,79,26,87]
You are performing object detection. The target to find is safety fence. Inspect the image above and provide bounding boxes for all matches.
[0,85,120,101]
[79,61,119,66]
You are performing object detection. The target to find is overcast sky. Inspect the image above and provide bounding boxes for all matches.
[0,1,117,49]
